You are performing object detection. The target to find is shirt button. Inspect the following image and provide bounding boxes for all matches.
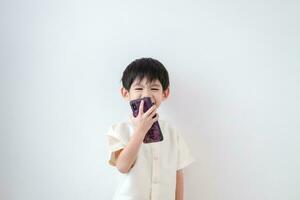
[154,156,158,160]
[153,178,158,184]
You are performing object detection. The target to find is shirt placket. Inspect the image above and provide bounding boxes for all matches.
[150,144,160,200]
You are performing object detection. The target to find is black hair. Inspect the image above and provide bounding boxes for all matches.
[121,57,170,91]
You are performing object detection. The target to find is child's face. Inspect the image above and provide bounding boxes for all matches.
[121,77,170,109]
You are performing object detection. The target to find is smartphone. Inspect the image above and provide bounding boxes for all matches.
[129,97,163,143]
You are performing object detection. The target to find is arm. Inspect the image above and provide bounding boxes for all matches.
[115,127,146,173]
[176,169,184,200]
[115,100,158,174]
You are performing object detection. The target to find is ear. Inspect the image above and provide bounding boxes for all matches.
[120,87,130,100]
[162,86,170,101]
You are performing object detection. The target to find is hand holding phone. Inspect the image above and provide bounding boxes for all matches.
[130,97,163,143]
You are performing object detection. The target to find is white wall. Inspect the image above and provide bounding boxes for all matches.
[1,0,300,200]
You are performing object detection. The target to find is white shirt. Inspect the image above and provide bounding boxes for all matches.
[106,119,195,200]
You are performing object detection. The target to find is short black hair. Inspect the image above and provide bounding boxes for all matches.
[121,57,169,91]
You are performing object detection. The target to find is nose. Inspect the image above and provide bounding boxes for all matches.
[142,88,151,97]
[142,89,155,103]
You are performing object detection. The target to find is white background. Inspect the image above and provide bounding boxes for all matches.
[1,0,300,200]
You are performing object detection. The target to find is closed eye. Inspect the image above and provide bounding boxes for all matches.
[151,88,159,90]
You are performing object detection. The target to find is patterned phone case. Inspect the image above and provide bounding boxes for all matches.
[129,97,163,143]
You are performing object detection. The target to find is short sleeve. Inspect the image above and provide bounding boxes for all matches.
[106,124,127,166]
[176,130,195,170]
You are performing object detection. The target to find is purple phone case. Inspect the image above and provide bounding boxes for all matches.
[129,97,163,143]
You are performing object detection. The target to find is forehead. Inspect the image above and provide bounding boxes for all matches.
[132,78,162,87]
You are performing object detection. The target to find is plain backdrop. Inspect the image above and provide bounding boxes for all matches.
[1,0,300,200]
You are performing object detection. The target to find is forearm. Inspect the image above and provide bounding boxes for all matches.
[116,128,145,173]
[176,169,184,200]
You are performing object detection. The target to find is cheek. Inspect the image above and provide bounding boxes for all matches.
[154,95,163,102]
[130,92,141,99]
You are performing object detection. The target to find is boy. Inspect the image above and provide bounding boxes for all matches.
[106,57,195,200]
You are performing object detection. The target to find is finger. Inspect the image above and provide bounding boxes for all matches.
[152,113,159,122]
[150,110,158,119]
[138,100,144,116]
[144,104,156,116]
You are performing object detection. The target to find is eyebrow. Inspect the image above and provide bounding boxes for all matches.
[132,83,161,87]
